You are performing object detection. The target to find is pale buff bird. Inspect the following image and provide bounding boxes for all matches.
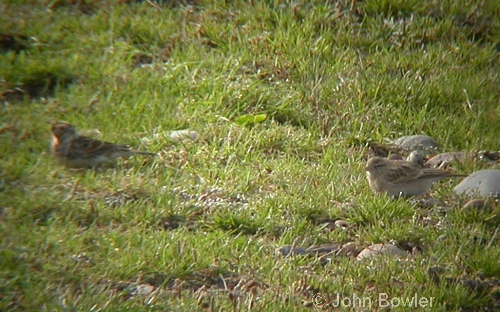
[51,121,156,168]
[365,157,467,197]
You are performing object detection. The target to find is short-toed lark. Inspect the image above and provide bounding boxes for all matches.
[365,157,467,197]
[51,121,156,168]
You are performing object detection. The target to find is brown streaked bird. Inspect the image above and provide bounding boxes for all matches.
[50,121,156,168]
[365,157,467,197]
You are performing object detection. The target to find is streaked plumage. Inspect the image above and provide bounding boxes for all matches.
[365,157,467,197]
[51,121,155,168]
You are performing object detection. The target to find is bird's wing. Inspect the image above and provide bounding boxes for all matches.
[68,136,130,159]
[420,168,461,179]
[383,162,423,184]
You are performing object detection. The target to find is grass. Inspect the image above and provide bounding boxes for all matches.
[1,0,500,310]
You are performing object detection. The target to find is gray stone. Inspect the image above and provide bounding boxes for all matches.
[425,152,465,168]
[334,220,350,229]
[356,243,407,260]
[307,243,341,255]
[135,284,155,297]
[170,130,198,142]
[407,150,424,167]
[275,245,308,257]
[437,235,447,242]
[454,170,500,197]
[395,135,441,151]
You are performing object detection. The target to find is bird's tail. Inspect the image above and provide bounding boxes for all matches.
[133,150,157,156]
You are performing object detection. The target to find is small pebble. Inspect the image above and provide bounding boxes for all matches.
[425,152,465,168]
[135,284,155,297]
[307,243,341,255]
[437,234,447,242]
[407,150,424,167]
[170,130,199,142]
[357,243,407,260]
[275,245,308,257]
[334,220,350,229]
